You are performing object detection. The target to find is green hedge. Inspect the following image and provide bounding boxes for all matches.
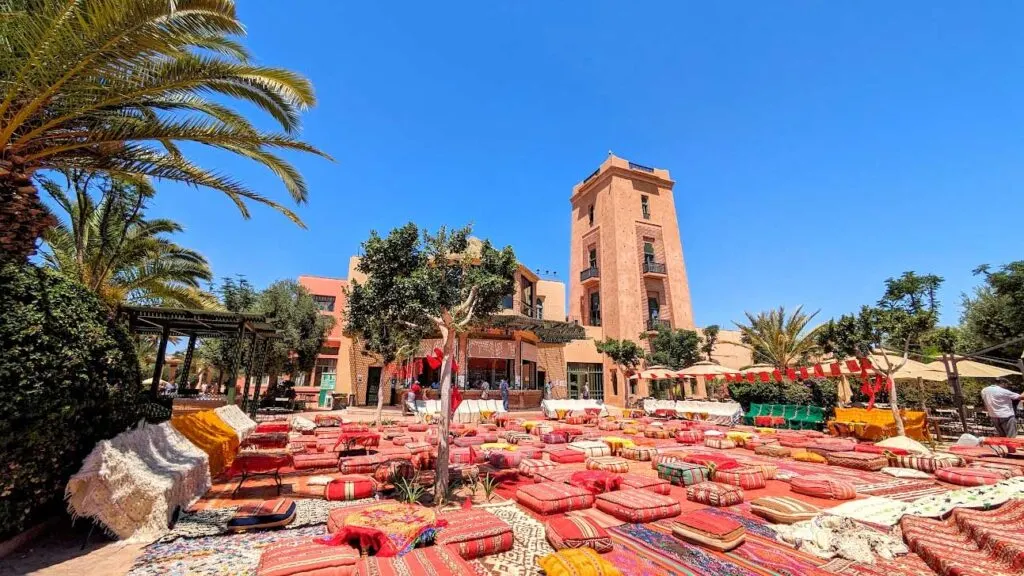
[0,263,141,538]
[728,378,839,412]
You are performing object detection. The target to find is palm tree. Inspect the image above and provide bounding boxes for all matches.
[734,306,821,370]
[41,173,215,308]
[0,0,329,263]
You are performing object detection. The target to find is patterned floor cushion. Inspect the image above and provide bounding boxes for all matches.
[792,450,827,464]
[454,436,486,447]
[507,432,535,444]
[683,453,739,470]
[450,447,485,464]
[651,452,685,469]
[935,466,1007,486]
[405,441,431,455]
[825,450,887,471]
[292,452,339,470]
[516,482,596,515]
[489,450,525,469]
[620,446,659,461]
[750,496,821,524]
[597,420,621,431]
[744,437,779,451]
[350,544,475,576]
[617,473,672,495]
[854,443,909,456]
[778,435,813,448]
[881,466,933,479]
[339,454,387,475]
[436,508,514,559]
[542,432,568,444]
[656,461,711,486]
[537,548,623,576]
[790,476,856,500]
[806,439,858,457]
[644,428,671,439]
[585,456,630,473]
[686,481,744,507]
[372,459,415,485]
[391,435,412,446]
[519,458,557,477]
[535,468,578,484]
[671,509,746,551]
[407,423,428,432]
[256,539,359,576]
[754,444,792,458]
[325,475,376,501]
[565,415,588,426]
[547,448,587,464]
[704,437,737,450]
[596,488,681,523]
[889,453,964,473]
[546,516,613,553]
[715,466,767,490]
[675,430,704,444]
[968,460,1024,478]
[569,440,612,458]
[228,498,296,531]
[751,463,778,480]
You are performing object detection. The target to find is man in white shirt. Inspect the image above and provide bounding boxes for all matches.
[981,383,1021,437]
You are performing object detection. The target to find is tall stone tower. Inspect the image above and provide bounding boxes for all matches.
[568,154,695,403]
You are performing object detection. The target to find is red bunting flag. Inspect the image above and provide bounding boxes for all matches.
[813,364,825,377]
[746,373,757,383]
[723,373,733,382]
[759,372,771,383]
[845,359,862,373]
[787,368,797,381]
[859,357,873,371]
[772,370,783,382]
[799,367,810,379]
[830,363,842,377]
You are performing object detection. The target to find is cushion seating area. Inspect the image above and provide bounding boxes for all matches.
[790,476,856,500]
[686,481,744,507]
[542,432,568,444]
[436,508,514,560]
[545,516,613,553]
[750,496,821,524]
[672,509,746,551]
[618,473,672,495]
[351,544,476,575]
[825,450,887,471]
[889,453,964,473]
[714,466,767,490]
[228,498,296,532]
[585,456,630,473]
[656,461,711,486]
[516,482,596,515]
[256,539,359,576]
[935,466,1007,487]
[683,453,739,470]
[568,440,612,457]
[537,548,623,576]
[595,488,681,523]
[620,446,659,461]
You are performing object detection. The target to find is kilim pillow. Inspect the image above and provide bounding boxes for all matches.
[542,432,568,444]
[256,538,359,576]
[569,440,612,458]
[686,481,744,507]
[934,466,1006,487]
[324,475,376,501]
[519,458,557,477]
[881,466,932,479]
[792,450,827,464]
[585,456,630,473]
[350,544,475,576]
[228,498,296,531]
[339,454,386,475]
[407,423,428,432]
[715,466,767,490]
[548,448,587,464]
[537,548,623,576]
[617,473,672,495]
[651,452,684,469]
[507,432,536,445]
[683,453,739,470]
[449,447,485,465]
[535,468,578,484]
[704,437,737,450]
[754,444,792,458]
[292,452,339,470]
[752,462,778,480]
[671,509,746,552]
[675,430,704,444]
[644,428,671,439]
[620,446,659,461]
[454,436,486,447]
[790,476,856,500]
[750,496,821,524]
[489,450,525,469]
[656,461,710,487]
[744,437,779,451]
[436,508,514,560]
[597,420,621,431]
[516,482,596,515]
[373,459,414,485]
[545,516,613,553]
[595,488,681,523]
[825,451,887,471]
[888,453,963,473]
[566,415,587,426]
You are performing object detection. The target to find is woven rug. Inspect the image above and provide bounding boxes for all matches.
[854,478,949,502]
[821,555,936,576]
[610,523,759,575]
[566,507,626,529]
[468,502,553,576]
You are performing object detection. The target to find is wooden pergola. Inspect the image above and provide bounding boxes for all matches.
[120,305,281,414]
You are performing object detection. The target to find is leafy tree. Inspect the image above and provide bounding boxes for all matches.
[0,0,328,264]
[256,280,335,383]
[961,262,1024,364]
[345,223,516,501]
[197,276,258,389]
[41,173,214,309]
[594,338,645,406]
[817,271,943,436]
[641,326,702,369]
[701,324,720,362]
[735,306,821,369]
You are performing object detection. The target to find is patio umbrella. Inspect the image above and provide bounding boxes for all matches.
[628,366,679,380]
[925,359,1020,379]
[676,361,736,378]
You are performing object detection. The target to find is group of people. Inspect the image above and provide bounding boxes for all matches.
[405,377,512,411]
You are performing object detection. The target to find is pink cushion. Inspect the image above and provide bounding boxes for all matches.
[516,482,595,515]
[935,466,1006,487]
[595,489,681,523]
[790,475,856,500]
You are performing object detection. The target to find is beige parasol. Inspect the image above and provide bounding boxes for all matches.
[628,365,679,381]
[676,361,736,378]
[925,359,1020,379]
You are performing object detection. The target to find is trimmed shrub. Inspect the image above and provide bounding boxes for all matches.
[0,263,141,538]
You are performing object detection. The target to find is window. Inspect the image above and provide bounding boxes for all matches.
[588,248,597,270]
[588,204,594,226]
[312,294,336,312]
[536,298,544,320]
[643,241,655,265]
[641,195,650,219]
[568,362,604,401]
[501,294,513,309]
[647,296,660,320]
[589,291,601,326]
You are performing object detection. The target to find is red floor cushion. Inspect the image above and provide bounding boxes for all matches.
[228,498,296,531]
[825,451,887,471]
[656,461,711,486]
[618,473,672,495]
[854,443,909,456]
[715,466,767,490]
[620,446,659,461]
[391,435,412,446]
[790,476,856,500]
[488,450,525,469]
[350,544,474,576]
[547,448,587,463]
[967,461,1024,478]
[256,539,358,576]
[750,496,821,524]
[339,454,386,475]
[935,466,1006,487]
[256,422,290,434]
[407,423,427,432]
[778,435,813,448]
[571,470,621,494]
[686,482,744,507]
[704,437,737,450]
[372,459,415,485]
[672,509,746,551]
[519,458,557,477]
[293,452,339,470]
[516,482,596,515]
[889,453,964,473]
[325,475,377,501]
[436,508,514,559]
[754,444,792,458]
[545,516,613,553]
[596,488,681,523]
[449,447,485,465]
[405,441,431,455]
[585,456,630,473]
[807,438,857,456]
[683,453,738,470]
[644,428,671,439]
[598,420,621,431]
[675,430,704,444]
[535,468,577,484]
[542,432,568,444]
[454,436,485,447]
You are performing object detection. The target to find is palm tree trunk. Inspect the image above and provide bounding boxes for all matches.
[0,163,54,263]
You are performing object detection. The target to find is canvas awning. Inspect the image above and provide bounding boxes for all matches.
[925,359,1020,379]
[676,361,736,378]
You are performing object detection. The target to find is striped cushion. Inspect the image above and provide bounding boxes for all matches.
[585,456,630,473]
[292,452,339,470]
[392,435,412,446]
[644,428,671,439]
[778,435,813,448]
[967,461,1023,478]
[790,476,856,500]
[656,461,710,486]
[324,475,376,501]
[568,441,611,458]
[545,516,613,553]
[596,489,681,523]
[825,451,887,471]
[449,447,485,465]
[537,548,623,576]
[436,508,514,560]
[519,458,556,477]
[672,509,746,551]
[256,539,358,576]
[754,444,792,458]
[516,482,596,515]
[683,453,739,470]
[889,453,963,473]
[751,463,778,480]
[617,473,672,495]
[565,416,587,426]
[620,446,659,461]
[407,423,428,432]
[405,441,432,455]
[339,454,387,475]
[686,482,744,507]
[597,420,621,431]
[547,448,587,463]
[534,468,577,484]
[715,467,767,490]
[675,430,704,444]
[351,545,475,576]
[704,437,737,449]
[750,496,820,524]
[542,432,568,444]
[454,436,486,447]
[934,466,1006,486]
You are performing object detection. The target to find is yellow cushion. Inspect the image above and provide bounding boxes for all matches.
[481,442,512,451]
[537,548,623,576]
[793,450,827,464]
[756,427,776,435]
[727,431,753,443]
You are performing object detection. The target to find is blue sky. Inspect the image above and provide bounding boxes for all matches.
[140,1,1023,328]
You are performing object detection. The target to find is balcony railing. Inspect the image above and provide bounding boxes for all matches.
[589,315,602,327]
[580,267,600,282]
[646,318,670,331]
[629,161,655,173]
[643,261,667,275]
[520,302,535,318]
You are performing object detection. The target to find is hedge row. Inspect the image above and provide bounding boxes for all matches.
[728,378,839,411]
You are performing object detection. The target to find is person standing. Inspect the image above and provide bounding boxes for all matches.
[543,379,552,400]
[582,383,590,400]
[481,379,490,400]
[500,378,510,411]
[981,382,1021,437]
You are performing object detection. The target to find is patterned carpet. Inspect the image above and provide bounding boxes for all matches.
[853,478,949,502]
[469,501,554,576]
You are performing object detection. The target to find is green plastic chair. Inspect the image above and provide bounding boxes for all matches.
[745,403,762,425]
[783,405,800,429]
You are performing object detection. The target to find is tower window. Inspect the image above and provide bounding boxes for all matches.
[588,204,594,226]
[641,195,650,219]
[588,248,597,270]
[589,292,601,326]
[643,241,655,265]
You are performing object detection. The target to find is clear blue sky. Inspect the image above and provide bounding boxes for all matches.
[143,1,1023,328]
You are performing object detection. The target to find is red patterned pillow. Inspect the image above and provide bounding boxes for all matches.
[436,508,514,559]
[704,437,737,450]
[620,446,659,461]
[935,466,1006,487]
[596,488,681,523]
[685,481,744,507]
[339,454,386,474]
[324,475,376,501]
[545,516,613,553]
[683,453,739,470]
[454,436,485,447]
[825,450,887,471]
[351,544,475,576]
[449,447,485,464]
[407,423,428,432]
[585,456,630,473]
[292,452,339,470]
[672,509,745,551]
[618,473,671,495]
[256,538,358,576]
[519,458,557,477]
[790,476,856,500]
[516,482,596,515]
[714,466,767,490]
[547,448,586,464]
[542,432,568,444]
[488,450,525,469]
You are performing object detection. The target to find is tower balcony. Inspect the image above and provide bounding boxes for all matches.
[579,266,600,285]
[642,261,667,276]
[646,318,670,331]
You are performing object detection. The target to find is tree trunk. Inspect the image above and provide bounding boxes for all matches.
[434,328,454,503]
[940,354,969,433]
[888,374,907,436]
[0,164,55,264]
[376,362,392,429]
